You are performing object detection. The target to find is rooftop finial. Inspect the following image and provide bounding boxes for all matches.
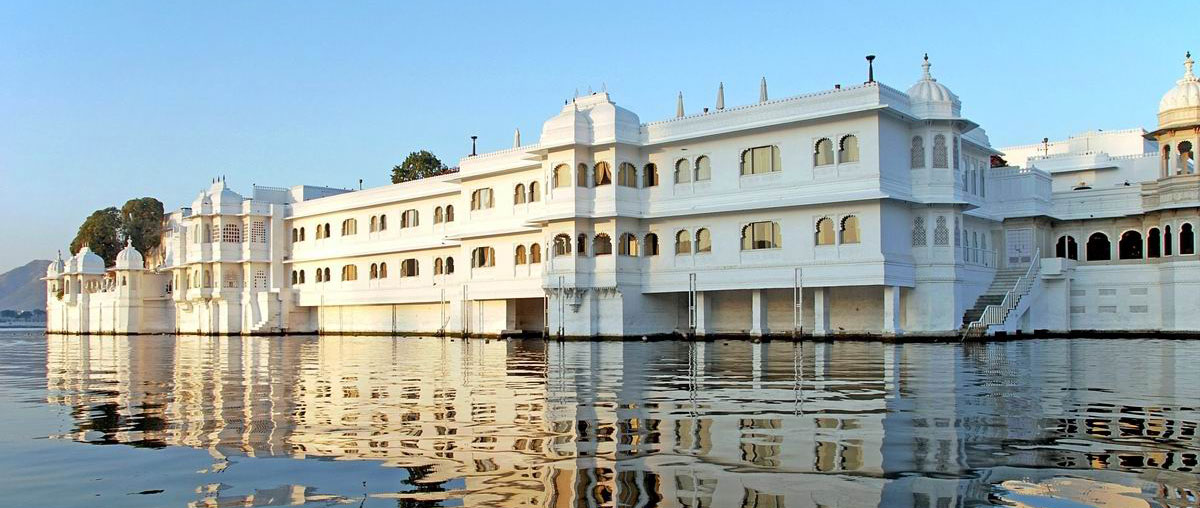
[716,82,725,110]
[676,91,684,118]
[759,76,768,103]
[921,53,933,80]
[866,54,876,84]
[512,128,521,148]
[1184,51,1196,80]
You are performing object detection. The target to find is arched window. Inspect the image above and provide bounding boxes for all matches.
[515,244,527,265]
[299,270,305,284]
[577,234,587,256]
[471,247,495,267]
[529,181,540,202]
[618,162,638,187]
[434,206,444,224]
[1148,228,1161,258]
[1179,141,1195,174]
[838,135,859,163]
[222,223,242,243]
[953,135,961,169]
[695,156,711,181]
[292,228,299,242]
[315,224,324,239]
[379,262,387,278]
[742,221,781,250]
[815,217,835,245]
[341,219,357,236]
[1119,230,1143,260]
[369,216,378,233]
[743,145,782,175]
[1165,225,1174,255]
[401,209,419,228]
[813,138,834,166]
[434,258,444,275]
[933,216,949,246]
[1055,236,1078,260]
[577,163,589,188]
[674,230,691,254]
[674,159,692,183]
[299,227,305,241]
[369,263,379,279]
[593,233,613,255]
[291,270,298,285]
[445,257,455,274]
[840,216,861,244]
[341,264,357,281]
[530,243,541,263]
[379,215,387,231]
[400,259,418,277]
[695,228,712,253]
[514,183,527,204]
[324,223,331,238]
[912,216,927,246]
[1182,223,1195,255]
[553,234,572,256]
[471,189,494,210]
[445,205,455,222]
[553,164,572,188]
[911,136,925,169]
[932,134,948,168]
[316,269,323,283]
[643,163,659,187]
[323,267,330,281]
[205,224,213,243]
[644,233,660,256]
[594,162,612,186]
[618,233,639,256]
[1086,233,1111,261]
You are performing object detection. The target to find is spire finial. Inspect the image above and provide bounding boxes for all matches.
[759,76,768,103]
[513,128,521,148]
[1184,51,1196,80]
[676,92,684,118]
[921,53,933,80]
[716,82,725,110]
[126,238,132,247]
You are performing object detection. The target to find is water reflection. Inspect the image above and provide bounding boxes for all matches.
[42,335,1200,507]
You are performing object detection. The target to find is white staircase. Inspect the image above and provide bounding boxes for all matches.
[962,249,1042,340]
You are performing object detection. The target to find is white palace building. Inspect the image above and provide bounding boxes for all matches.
[44,53,1200,338]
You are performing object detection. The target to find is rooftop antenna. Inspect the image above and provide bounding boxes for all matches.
[470,135,478,157]
[865,55,876,83]
[759,77,768,103]
[716,82,725,110]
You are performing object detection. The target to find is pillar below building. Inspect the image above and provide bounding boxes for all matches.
[813,287,832,336]
[883,285,903,335]
[750,289,767,337]
[694,291,712,336]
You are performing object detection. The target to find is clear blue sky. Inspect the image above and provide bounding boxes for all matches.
[0,1,1191,273]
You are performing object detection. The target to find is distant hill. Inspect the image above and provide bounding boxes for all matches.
[0,260,51,312]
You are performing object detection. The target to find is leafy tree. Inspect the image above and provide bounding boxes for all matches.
[0,310,16,319]
[70,207,123,266]
[17,311,32,319]
[121,197,165,262]
[391,150,452,184]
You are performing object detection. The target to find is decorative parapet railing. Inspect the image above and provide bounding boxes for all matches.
[962,248,1041,340]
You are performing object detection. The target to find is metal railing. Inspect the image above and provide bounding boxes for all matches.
[962,248,1041,340]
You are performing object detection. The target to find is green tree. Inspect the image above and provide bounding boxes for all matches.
[121,197,165,262]
[70,207,123,266]
[0,310,16,319]
[391,150,450,184]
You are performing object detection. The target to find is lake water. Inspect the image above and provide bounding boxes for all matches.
[0,331,1197,508]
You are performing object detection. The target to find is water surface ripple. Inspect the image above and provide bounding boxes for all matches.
[0,332,1197,507]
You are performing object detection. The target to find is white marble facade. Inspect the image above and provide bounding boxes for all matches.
[45,53,1200,337]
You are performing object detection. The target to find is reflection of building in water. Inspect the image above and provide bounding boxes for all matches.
[42,336,1200,508]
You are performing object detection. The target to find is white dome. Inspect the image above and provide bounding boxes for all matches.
[46,253,63,277]
[906,55,961,119]
[539,92,640,147]
[1158,52,1200,129]
[76,245,106,275]
[114,239,144,270]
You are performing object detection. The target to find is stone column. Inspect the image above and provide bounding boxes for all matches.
[750,289,768,337]
[883,285,902,335]
[695,291,712,337]
[813,287,832,336]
